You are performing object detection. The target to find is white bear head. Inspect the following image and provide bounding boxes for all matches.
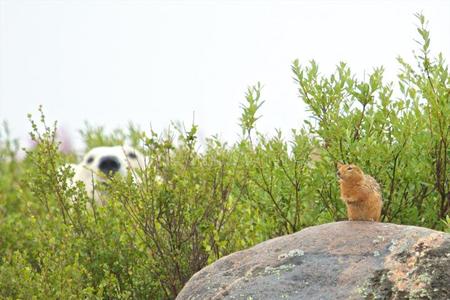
[69,145,146,205]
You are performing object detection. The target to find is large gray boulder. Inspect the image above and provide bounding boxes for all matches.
[177,222,450,300]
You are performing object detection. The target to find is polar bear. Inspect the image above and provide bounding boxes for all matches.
[67,145,146,205]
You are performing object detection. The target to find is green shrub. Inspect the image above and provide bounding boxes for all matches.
[0,14,448,299]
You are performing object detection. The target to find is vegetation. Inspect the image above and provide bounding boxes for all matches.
[0,15,448,299]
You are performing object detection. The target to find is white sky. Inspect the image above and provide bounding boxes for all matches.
[1,0,449,151]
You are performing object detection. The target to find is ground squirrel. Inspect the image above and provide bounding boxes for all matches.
[337,163,383,221]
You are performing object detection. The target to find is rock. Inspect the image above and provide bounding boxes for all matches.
[176,222,450,300]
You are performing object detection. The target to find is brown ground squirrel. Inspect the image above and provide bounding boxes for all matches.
[337,163,383,221]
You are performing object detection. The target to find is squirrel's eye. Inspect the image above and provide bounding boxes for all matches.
[127,152,137,159]
[347,166,353,170]
[86,156,94,164]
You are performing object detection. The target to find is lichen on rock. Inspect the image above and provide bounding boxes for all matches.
[176,222,450,300]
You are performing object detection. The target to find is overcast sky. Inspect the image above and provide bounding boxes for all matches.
[1,0,449,151]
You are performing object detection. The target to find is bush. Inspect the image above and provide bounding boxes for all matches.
[0,14,448,299]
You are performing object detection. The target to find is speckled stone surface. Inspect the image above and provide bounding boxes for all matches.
[176,222,450,300]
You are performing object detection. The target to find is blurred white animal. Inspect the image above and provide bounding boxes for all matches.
[67,145,145,205]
